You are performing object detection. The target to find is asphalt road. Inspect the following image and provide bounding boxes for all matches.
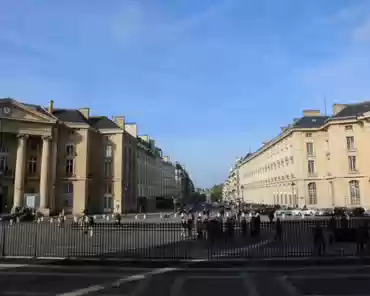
[1,262,370,296]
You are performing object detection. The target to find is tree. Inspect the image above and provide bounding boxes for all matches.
[210,184,223,202]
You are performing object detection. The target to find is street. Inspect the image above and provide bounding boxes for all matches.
[1,262,370,295]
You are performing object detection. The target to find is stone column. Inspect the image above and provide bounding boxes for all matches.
[39,136,51,212]
[13,134,28,211]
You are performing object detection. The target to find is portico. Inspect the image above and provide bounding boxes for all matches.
[0,99,57,215]
[12,134,53,214]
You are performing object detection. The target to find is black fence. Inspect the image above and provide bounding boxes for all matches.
[0,218,368,260]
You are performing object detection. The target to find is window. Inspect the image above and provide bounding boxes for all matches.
[65,159,74,175]
[0,155,7,171]
[104,196,113,210]
[66,143,75,156]
[289,194,292,205]
[290,156,294,164]
[346,136,355,150]
[63,182,74,194]
[104,159,112,177]
[105,182,113,195]
[30,140,38,151]
[306,142,314,156]
[349,180,360,205]
[345,125,353,131]
[27,157,37,174]
[306,133,312,137]
[308,160,315,175]
[105,145,113,158]
[284,194,287,204]
[308,182,317,204]
[62,182,73,207]
[348,156,357,172]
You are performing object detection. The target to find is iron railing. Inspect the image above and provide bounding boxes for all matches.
[0,219,368,260]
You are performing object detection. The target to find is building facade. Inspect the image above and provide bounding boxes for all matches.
[0,98,186,215]
[136,135,180,212]
[229,102,370,209]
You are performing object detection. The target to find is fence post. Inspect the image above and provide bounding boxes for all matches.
[33,222,38,258]
[1,223,5,257]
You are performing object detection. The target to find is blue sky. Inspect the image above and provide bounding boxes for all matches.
[1,0,370,188]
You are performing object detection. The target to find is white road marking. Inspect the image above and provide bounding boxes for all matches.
[276,276,302,296]
[58,285,104,296]
[57,266,180,296]
[242,273,259,296]
[211,239,272,258]
[169,276,187,296]
[0,264,27,269]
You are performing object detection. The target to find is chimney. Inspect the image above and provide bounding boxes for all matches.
[149,139,155,149]
[333,104,347,115]
[303,110,321,117]
[48,100,54,113]
[113,116,125,129]
[124,123,137,137]
[140,135,150,142]
[280,126,288,132]
[79,108,90,119]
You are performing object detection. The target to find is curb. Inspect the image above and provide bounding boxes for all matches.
[1,255,370,268]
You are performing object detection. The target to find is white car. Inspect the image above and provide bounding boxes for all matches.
[302,209,316,216]
[291,209,303,216]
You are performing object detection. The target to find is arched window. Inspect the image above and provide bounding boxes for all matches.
[308,182,317,204]
[284,193,288,204]
[289,194,292,205]
[349,180,360,205]
[280,194,283,204]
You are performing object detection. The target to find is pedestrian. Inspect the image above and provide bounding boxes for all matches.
[275,218,282,241]
[356,221,369,256]
[241,214,247,237]
[181,215,187,237]
[196,213,203,239]
[328,215,336,245]
[313,221,325,256]
[268,210,274,223]
[87,216,94,237]
[115,213,121,225]
[187,214,193,237]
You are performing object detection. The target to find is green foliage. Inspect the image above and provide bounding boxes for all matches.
[210,184,223,202]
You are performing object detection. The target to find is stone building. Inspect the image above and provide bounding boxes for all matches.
[0,98,185,215]
[227,101,370,209]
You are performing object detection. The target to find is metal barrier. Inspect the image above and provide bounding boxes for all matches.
[0,219,368,260]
